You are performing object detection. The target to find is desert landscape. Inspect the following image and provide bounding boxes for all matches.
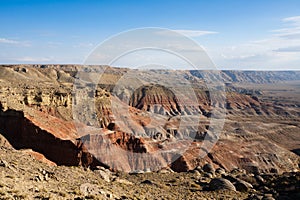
[0,65,299,199]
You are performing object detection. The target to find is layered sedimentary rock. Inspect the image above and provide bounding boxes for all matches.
[0,65,299,173]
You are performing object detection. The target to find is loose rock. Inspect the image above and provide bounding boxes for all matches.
[234,179,253,192]
[203,163,215,174]
[80,183,118,199]
[0,159,8,167]
[95,167,113,182]
[141,180,155,185]
[209,178,236,191]
[215,168,226,175]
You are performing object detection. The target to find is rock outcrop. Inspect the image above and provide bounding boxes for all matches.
[0,107,106,169]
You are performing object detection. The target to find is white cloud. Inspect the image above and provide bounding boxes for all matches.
[15,56,54,62]
[0,38,20,44]
[212,16,300,69]
[269,16,300,41]
[156,29,218,38]
[221,53,257,60]
[0,38,31,47]
[173,30,218,37]
[274,46,300,52]
[282,16,300,25]
[73,42,95,48]
[85,28,215,69]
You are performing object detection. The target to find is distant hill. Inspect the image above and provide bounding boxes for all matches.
[190,70,300,84]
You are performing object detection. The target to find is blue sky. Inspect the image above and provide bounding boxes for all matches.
[1,0,300,70]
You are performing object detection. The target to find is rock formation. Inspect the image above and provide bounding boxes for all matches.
[0,65,299,174]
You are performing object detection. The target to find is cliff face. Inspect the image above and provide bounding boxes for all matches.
[0,107,107,169]
[0,65,299,173]
[127,83,300,118]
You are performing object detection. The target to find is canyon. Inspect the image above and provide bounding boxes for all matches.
[0,65,299,175]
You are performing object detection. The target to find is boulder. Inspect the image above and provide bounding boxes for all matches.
[94,167,113,182]
[203,172,214,179]
[203,163,215,174]
[209,178,236,191]
[215,168,226,175]
[141,180,155,185]
[113,178,133,185]
[255,175,265,184]
[194,166,203,173]
[158,168,174,174]
[234,179,253,192]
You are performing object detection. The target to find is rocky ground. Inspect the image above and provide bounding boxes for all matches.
[0,145,299,200]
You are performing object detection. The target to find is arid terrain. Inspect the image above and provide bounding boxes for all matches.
[0,65,299,199]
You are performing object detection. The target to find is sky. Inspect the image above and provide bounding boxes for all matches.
[0,0,300,70]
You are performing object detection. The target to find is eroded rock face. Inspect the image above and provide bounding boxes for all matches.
[169,137,300,173]
[79,131,168,172]
[0,133,11,148]
[0,65,299,173]
[0,107,106,169]
[129,84,182,116]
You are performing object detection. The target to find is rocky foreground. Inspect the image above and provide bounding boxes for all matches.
[0,146,299,200]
